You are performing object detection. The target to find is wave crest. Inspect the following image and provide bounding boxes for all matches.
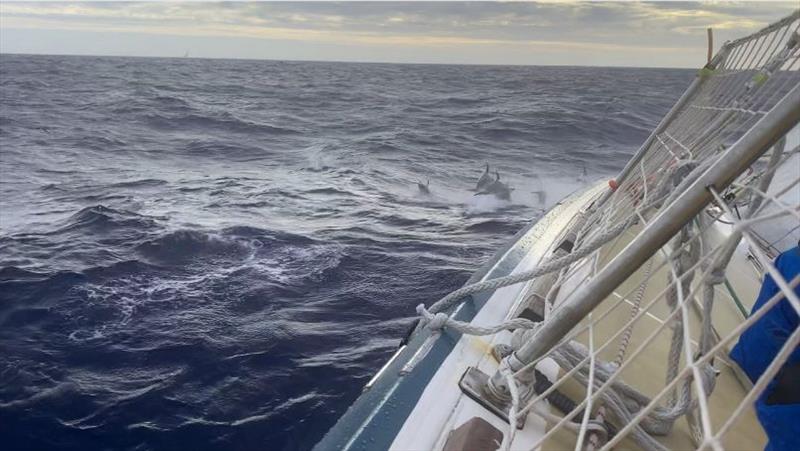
[55,205,161,234]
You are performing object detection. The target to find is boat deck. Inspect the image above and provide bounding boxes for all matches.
[539,213,766,450]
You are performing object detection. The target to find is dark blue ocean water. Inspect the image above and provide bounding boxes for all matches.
[0,54,692,451]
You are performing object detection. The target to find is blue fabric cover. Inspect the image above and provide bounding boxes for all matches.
[730,246,800,451]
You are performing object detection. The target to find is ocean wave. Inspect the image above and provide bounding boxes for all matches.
[464,218,523,234]
[57,135,128,151]
[108,179,168,189]
[132,226,320,266]
[304,187,355,196]
[143,112,301,135]
[0,54,692,451]
[152,95,193,110]
[0,266,53,282]
[135,229,258,265]
[53,205,161,235]
[183,139,271,158]
[433,96,489,106]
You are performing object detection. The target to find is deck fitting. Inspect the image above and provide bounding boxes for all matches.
[459,366,527,429]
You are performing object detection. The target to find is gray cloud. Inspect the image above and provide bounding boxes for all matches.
[1,2,797,67]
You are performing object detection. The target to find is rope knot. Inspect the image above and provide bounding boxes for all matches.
[429,312,449,330]
[416,304,449,331]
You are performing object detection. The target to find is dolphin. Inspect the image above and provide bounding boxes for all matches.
[417,178,431,195]
[578,162,588,182]
[475,171,512,201]
[531,173,547,204]
[475,163,492,192]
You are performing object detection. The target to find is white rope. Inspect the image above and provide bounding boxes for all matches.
[401,214,637,374]
[574,318,596,451]
[614,259,653,366]
[426,218,633,315]
[501,366,520,451]
[401,305,539,374]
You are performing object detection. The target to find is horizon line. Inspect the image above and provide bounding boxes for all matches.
[0,51,699,71]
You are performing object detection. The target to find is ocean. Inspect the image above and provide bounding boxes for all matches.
[0,54,693,451]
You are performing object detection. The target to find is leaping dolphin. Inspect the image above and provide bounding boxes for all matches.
[417,178,431,195]
[475,170,512,201]
[475,163,492,192]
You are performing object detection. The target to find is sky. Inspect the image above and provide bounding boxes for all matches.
[0,1,798,67]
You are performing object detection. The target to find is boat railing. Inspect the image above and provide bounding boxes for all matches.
[411,10,799,450]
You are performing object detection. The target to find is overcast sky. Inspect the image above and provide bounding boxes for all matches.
[1,1,798,67]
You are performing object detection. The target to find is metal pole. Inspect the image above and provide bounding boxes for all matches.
[509,83,800,369]
[707,28,714,65]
